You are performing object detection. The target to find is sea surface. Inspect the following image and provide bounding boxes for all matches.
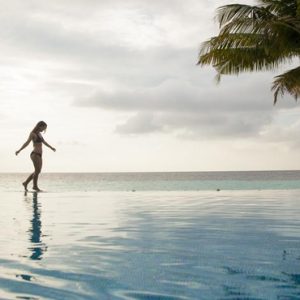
[0,172,300,299]
[1,170,300,192]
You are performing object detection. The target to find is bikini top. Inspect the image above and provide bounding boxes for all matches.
[33,132,44,144]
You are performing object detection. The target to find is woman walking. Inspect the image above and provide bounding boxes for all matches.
[15,121,56,191]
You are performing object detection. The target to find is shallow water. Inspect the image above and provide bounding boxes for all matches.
[0,190,300,299]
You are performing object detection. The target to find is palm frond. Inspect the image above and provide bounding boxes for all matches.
[218,5,300,35]
[272,66,300,104]
[198,33,298,73]
[201,48,293,75]
[198,0,300,103]
[276,16,300,34]
[216,4,271,28]
[200,33,265,51]
[258,0,297,16]
[220,17,270,35]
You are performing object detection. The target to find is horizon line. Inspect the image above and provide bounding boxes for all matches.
[1,169,300,174]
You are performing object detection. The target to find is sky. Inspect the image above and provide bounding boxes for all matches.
[1,0,300,172]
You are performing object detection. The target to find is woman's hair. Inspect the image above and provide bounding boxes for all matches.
[32,121,47,133]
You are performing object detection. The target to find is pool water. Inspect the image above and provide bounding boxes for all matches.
[0,190,300,299]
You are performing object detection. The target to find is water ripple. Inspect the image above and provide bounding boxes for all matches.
[0,190,300,299]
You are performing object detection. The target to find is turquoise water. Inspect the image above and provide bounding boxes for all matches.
[1,171,300,192]
[0,189,300,299]
[1,172,300,299]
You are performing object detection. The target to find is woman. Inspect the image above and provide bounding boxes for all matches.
[15,121,56,192]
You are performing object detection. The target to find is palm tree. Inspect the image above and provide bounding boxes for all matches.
[198,0,300,104]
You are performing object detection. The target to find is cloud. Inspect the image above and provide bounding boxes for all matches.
[1,0,299,144]
[258,109,300,148]
[0,7,199,89]
[115,112,160,134]
[113,109,273,139]
[75,74,297,138]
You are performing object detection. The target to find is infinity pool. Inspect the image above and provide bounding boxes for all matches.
[0,190,300,299]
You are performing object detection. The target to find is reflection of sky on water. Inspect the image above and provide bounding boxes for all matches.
[103,193,300,299]
[0,191,299,299]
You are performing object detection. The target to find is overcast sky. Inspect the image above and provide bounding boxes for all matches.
[2,0,300,172]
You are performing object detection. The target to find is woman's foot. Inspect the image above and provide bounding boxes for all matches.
[22,182,28,191]
[32,186,42,192]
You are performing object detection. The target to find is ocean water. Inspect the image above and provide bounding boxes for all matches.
[1,172,300,299]
[1,170,300,192]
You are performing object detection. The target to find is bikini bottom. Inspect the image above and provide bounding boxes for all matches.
[30,151,42,158]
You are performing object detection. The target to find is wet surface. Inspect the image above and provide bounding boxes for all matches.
[0,190,300,299]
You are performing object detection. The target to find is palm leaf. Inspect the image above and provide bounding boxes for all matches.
[199,33,298,73]
[216,4,271,28]
[258,0,297,16]
[198,0,300,102]
[272,66,300,103]
[218,4,300,35]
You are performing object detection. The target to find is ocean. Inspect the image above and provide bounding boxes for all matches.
[1,170,300,192]
[0,171,300,299]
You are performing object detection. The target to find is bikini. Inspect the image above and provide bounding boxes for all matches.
[31,133,43,158]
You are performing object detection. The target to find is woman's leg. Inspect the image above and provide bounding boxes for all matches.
[23,172,34,191]
[31,154,42,191]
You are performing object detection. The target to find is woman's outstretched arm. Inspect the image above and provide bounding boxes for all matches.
[15,133,33,155]
[42,139,56,152]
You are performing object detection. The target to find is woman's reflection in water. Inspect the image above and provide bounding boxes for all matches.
[24,191,47,260]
